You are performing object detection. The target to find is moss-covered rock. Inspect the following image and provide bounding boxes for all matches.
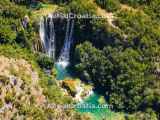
[62,79,77,97]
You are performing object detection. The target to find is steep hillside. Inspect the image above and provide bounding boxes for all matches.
[0,45,91,120]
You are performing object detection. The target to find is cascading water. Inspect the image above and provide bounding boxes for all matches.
[39,14,56,59]
[40,14,74,67]
[39,14,114,119]
[39,17,45,48]
[55,19,75,79]
[39,15,75,79]
[57,19,75,68]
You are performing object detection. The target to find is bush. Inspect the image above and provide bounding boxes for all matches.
[96,0,120,12]
[37,54,54,69]
[68,0,96,14]
[0,99,3,108]
[16,30,30,48]
[18,103,46,119]
[126,110,158,120]
[0,26,16,44]
[5,92,15,103]
[74,41,160,117]
[120,0,150,7]
[0,0,35,49]
[0,75,10,85]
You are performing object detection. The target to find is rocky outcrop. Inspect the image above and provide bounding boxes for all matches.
[59,79,93,102]
[0,56,46,119]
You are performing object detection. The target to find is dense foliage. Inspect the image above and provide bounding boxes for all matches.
[1,0,160,119]
[120,0,151,6]
[73,0,160,119]
[74,41,160,118]
[37,54,54,69]
[96,0,120,12]
[0,0,37,49]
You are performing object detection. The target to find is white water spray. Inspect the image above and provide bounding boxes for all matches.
[39,14,56,59]
[58,19,75,68]
[48,14,56,59]
[39,14,75,68]
[39,17,45,49]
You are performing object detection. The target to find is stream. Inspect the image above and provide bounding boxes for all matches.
[55,63,114,120]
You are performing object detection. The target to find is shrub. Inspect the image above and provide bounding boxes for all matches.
[0,75,10,85]
[15,30,31,49]
[5,92,15,103]
[68,0,96,14]
[37,54,54,69]
[96,0,120,12]
[0,99,3,108]
[120,0,150,7]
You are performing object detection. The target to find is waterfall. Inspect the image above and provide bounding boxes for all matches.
[58,19,75,68]
[39,17,45,49]
[39,13,75,68]
[48,14,56,59]
[39,14,56,60]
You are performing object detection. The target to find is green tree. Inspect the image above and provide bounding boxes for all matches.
[37,54,54,69]
[74,42,113,92]
[96,0,120,12]
[74,42,159,116]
